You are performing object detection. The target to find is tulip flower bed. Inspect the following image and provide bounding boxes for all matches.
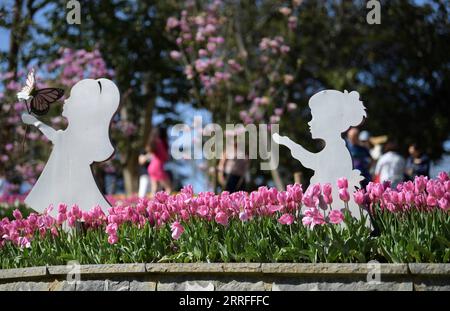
[0,174,449,269]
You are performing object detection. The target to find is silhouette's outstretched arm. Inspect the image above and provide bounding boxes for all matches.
[273,133,315,169]
[21,113,57,143]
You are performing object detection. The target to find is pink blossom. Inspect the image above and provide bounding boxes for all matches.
[268,204,283,214]
[170,51,182,60]
[108,234,118,245]
[414,176,428,193]
[106,223,118,236]
[228,59,242,72]
[207,42,216,52]
[58,203,67,214]
[339,188,350,202]
[280,45,290,54]
[166,17,179,30]
[438,172,449,182]
[197,205,209,217]
[353,190,365,205]
[234,95,244,103]
[322,183,333,205]
[337,177,348,189]
[278,213,295,225]
[386,203,396,212]
[279,7,292,16]
[18,236,31,248]
[12,209,22,220]
[170,221,185,240]
[57,213,67,225]
[239,211,249,222]
[195,59,209,73]
[204,24,216,34]
[302,208,326,229]
[215,211,229,226]
[198,49,208,57]
[51,227,59,237]
[426,195,437,207]
[287,103,297,111]
[288,16,298,30]
[438,198,449,211]
[328,210,344,224]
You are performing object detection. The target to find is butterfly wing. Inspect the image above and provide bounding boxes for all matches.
[17,68,36,100]
[30,88,64,116]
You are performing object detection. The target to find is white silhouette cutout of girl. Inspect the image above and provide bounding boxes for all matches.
[21,78,120,217]
[273,90,367,218]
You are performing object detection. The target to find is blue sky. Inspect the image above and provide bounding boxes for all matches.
[0,27,8,52]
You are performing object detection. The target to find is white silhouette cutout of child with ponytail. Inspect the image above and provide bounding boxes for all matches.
[273,90,367,218]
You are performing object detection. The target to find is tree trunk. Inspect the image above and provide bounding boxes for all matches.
[122,88,155,195]
[8,0,23,77]
[142,96,155,147]
[123,153,139,195]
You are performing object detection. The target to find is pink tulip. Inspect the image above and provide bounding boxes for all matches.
[414,176,428,193]
[278,213,295,225]
[337,177,348,189]
[329,210,344,224]
[197,205,209,217]
[438,172,449,182]
[438,198,449,211]
[302,208,326,229]
[322,183,333,205]
[426,195,438,207]
[386,203,396,212]
[57,213,67,225]
[339,188,350,202]
[18,236,31,249]
[170,221,185,240]
[215,211,229,226]
[353,190,365,205]
[108,234,118,245]
[237,211,248,222]
[51,227,59,237]
[12,209,22,220]
[58,203,67,214]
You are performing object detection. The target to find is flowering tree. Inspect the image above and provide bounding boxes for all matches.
[166,0,304,189]
[166,0,450,189]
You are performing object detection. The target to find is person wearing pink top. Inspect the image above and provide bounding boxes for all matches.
[146,128,172,195]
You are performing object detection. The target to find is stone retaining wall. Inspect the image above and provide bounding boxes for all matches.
[0,263,449,291]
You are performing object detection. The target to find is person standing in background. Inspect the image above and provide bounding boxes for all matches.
[375,141,406,187]
[147,127,172,195]
[358,131,372,149]
[217,140,249,193]
[138,151,152,198]
[0,165,8,196]
[405,143,430,179]
[346,128,373,188]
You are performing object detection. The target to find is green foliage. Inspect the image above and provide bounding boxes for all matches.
[1,209,448,268]
[0,202,32,220]
[372,209,450,263]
